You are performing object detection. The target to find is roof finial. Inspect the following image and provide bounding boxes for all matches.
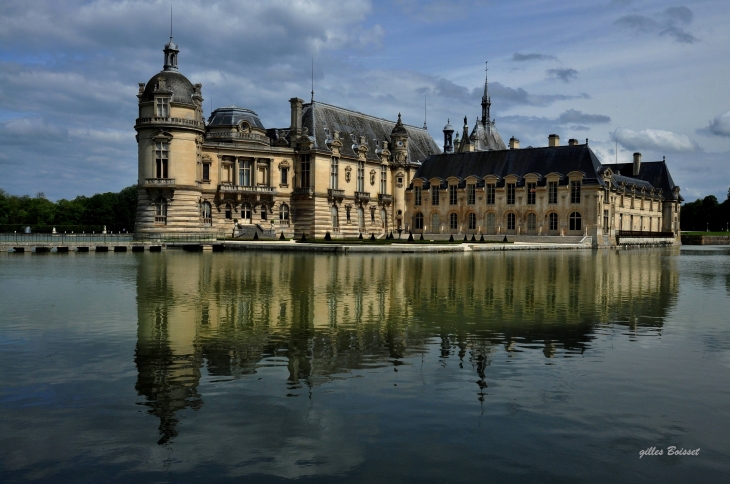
[170,3,173,42]
[311,57,314,103]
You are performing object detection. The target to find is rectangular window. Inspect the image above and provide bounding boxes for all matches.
[414,186,422,206]
[281,167,288,185]
[467,184,475,205]
[330,157,339,190]
[240,160,252,186]
[155,141,168,178]
[506,183,515,205]
[432,186,440,205]
[202,163,210,182]
[301,155,311,187]
[604,187,610,204]
[155,97,169,117]
[604,209,609,231]
[548,181,558,204]
[486,184,495,205]
[380,166,387,194]
[570,181,581,203]
[449,185,458,205]
[357,162,365,192]
[527,182,536,205]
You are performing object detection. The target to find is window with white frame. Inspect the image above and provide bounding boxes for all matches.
[486,184,495,205]
[432,185,440,205]
[449,185,457,205]
[467,184,476,205]
[156,97,170,117]
[357,162,365,192]
[414,186,422,206]
[570,181,581,203]
[380,166,387,194]
[155,141,169,178]
[548,181,558,204]
[527,182,536,205]
[507,183,516,204]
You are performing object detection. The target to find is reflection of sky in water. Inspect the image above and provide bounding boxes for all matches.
[0,248,729,483]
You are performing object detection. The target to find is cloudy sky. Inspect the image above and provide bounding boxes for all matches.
[0,0,728,202]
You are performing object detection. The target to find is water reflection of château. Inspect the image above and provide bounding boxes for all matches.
[135,249,679,443]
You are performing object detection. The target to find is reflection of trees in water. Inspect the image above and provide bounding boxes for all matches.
[134,249,679,444]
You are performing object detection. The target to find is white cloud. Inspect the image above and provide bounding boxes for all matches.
[708,111,730,138]
[613,128,699,153]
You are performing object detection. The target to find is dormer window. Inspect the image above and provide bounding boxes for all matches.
[156,97,170,117]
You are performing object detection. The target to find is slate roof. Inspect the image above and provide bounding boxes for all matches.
[602,161,682,201]
[470,120,507,151]
[207,106,265,130]
[140,71,196,106]
[300,101,441,163]
[413,144,604,188]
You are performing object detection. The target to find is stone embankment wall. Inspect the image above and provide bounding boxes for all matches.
[681,235,730,245]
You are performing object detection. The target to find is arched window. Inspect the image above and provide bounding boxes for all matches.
[507,212,516,230]
[331,205,339,229]
[548,212,558,231]
[449,213,458,231]
[431,212,440,232]
[486,212,496,234]
[279,203,290,222]
[201,201,212,226]
[570,212,582,231]
[241,202,252,222]
[414,212,424,230]
[468,212,477,230]
[154,197,167,225]
[527,212,537,231]
[225,204,232,220]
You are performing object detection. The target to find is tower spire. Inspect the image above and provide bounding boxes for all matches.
[481,61,491,126]
[163,4,179,71]
[423,93,428,130]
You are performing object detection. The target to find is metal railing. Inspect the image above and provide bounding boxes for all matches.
[355,191,371,201]
[205,132,270,143]
[0,233,134,243]
[328,189,345,198]
[378,194,393,203]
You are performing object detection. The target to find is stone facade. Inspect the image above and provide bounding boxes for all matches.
[404,140,683,247]
[134,39,438,238]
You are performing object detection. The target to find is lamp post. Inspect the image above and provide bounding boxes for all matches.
[707,222,709,233]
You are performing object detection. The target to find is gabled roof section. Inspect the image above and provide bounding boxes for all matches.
[471,121,507,151]
[301,101,441,163]
[414,144,604,186]
[603,160,682,201]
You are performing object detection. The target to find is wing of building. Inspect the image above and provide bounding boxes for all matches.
[405,136,682,247]
[133,40,680,246]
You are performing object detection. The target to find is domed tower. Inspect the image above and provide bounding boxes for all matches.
[443,119,454,154]
[134,37,205,233]
[390,113,409,164]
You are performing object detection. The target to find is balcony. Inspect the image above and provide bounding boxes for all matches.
[219,184,276,195]
[206,131,270,144]
[378,193,393,204]
[145,178,176,187]
[328,189,345,200]
[293,187,314,198]
[135,117,204,130]
[355,191,371,202]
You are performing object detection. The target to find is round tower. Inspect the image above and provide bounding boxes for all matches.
[134,37,205,233]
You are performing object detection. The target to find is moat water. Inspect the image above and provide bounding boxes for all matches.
[1,248,729,483]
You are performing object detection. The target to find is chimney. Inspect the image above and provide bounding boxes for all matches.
[633,152,642,176]
[568,138,578,146]
[289,97,303,148]
[548,134,560,147]
[509,136,520,149]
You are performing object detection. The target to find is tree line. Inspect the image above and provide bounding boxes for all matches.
[0,186,137,233]
[680,189,730,232]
